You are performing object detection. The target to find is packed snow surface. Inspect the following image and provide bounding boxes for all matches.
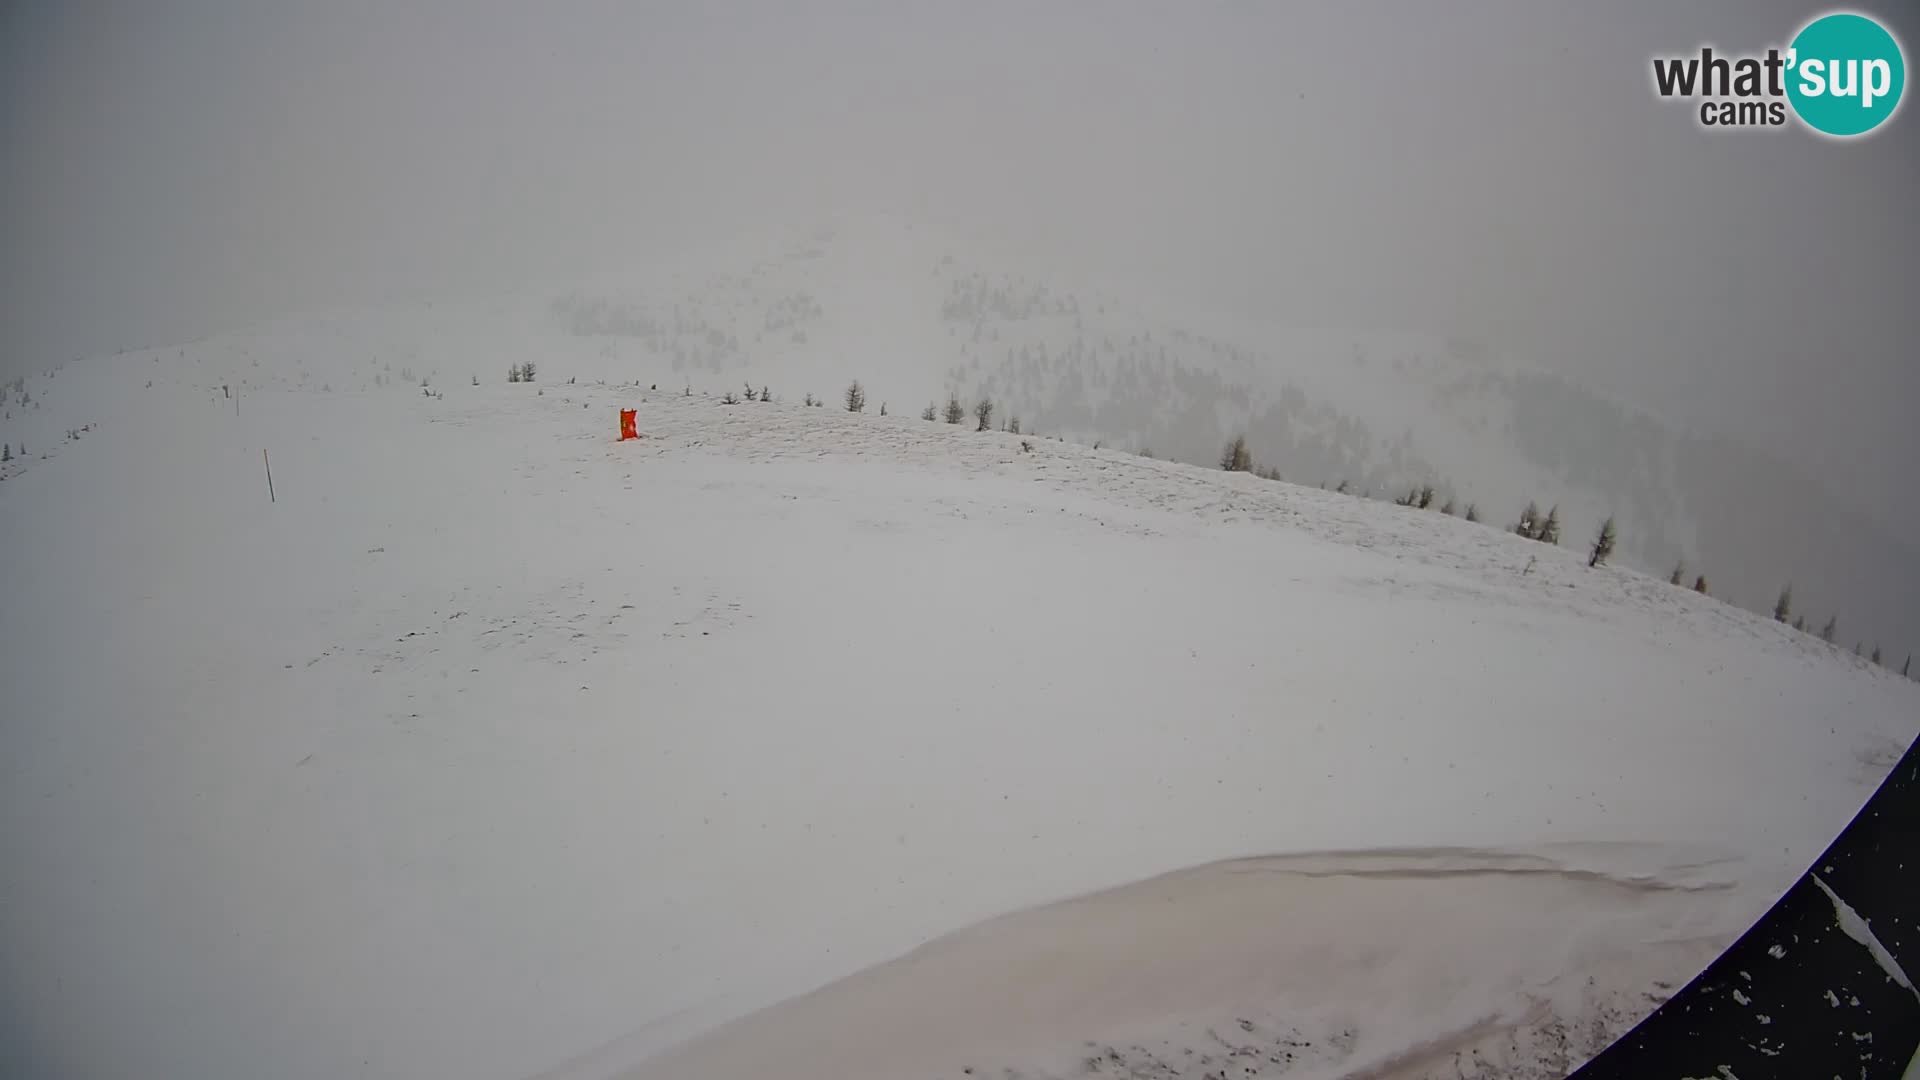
[1,355,1913,1079]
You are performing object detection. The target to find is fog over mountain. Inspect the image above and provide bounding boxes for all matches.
[7,6,1920,1078]
[4,1,1917,642]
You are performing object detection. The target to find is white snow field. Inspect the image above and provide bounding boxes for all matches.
[1,350,1914,1080]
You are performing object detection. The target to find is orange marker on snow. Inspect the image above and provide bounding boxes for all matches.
[619,408,639,441]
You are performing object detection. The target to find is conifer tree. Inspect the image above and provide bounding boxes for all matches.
[1219,435,1252,472]
[1588,515,1616,567]
[1537,505,1561,545]
[1773,585,1792,623]
[1514,501,1540,539]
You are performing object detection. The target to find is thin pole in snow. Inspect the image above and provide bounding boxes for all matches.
[263,448,275,503]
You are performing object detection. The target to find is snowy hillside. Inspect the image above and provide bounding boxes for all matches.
[14,213,1906,656]
[1,333,1915,1080]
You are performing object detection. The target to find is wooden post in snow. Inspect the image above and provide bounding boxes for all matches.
[263,448,275,503]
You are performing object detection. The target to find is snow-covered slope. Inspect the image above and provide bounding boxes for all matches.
[14,213,1905,654]
[1,340,1913,1080]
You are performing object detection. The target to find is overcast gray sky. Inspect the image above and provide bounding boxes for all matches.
[4,0,1916,514]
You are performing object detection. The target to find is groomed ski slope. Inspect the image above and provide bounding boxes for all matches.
[1,360,1913,1080]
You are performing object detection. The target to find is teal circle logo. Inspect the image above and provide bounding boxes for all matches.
[1787,12,1906,137]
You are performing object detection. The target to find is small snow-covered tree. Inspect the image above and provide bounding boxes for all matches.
[1870,644,1882,665]
[1007,415,1020,435]
[1693,574,1709,595]
[761,386,771,403]
[1820,615,1837,643]
[922,403,937,421]
[1440,499,1456,516]
[803,392,817,407]
[2,443,9,462]
[1773,585,1792,623]
[1464,503,1480,522]
[879,401,888,416]
[975,397,994,431]
[844,381,865,412]
[744,383,758,402]
[1417,484,1435,510]
[1536,505,1561,545]
[1588,515,1616,568]
[945,394,966,424]
[1220,435,1251,472]
[1336,479,1351,495]
[1793,614,1807,632]
[1514,501,1541,539]
[1669,561,1686,586]
[507,366,520,383]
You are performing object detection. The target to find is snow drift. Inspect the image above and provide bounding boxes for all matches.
[603,846,1757,1080]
